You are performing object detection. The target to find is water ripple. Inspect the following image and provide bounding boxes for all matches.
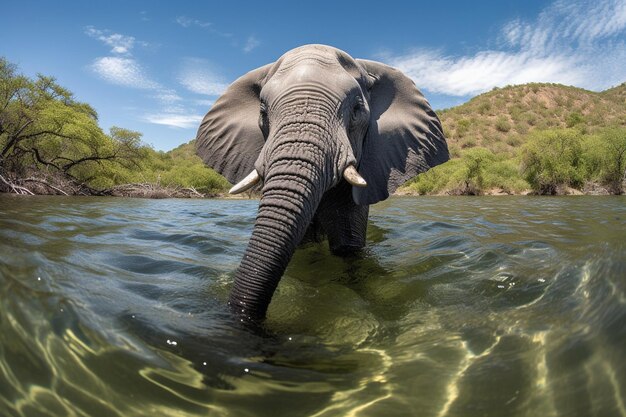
[0,195,624,416]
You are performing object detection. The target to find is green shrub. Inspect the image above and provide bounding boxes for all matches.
[460,137,477,148]
[459,147,495,193]
[495,116,511,132]
[406,148,531,195]
[520,129,586,194]
[478,102,491,115]
[404,159,465,195]
[524,113,538,126]
[456,118,471,137]
[448,144,462,158]
[581,127,626,194]
[508,105,524,122]
[482,157,529,193]
[515,123,529,135]
[506,135,523,147]
[566,111,585,127]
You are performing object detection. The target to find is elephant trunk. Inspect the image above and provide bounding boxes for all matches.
[228,138,329,321]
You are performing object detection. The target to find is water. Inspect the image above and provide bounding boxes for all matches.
[0,195,624,417]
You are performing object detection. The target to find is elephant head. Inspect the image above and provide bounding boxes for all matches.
[196,45,448,321]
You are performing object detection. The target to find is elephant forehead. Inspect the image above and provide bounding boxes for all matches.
[264,63,361,104]
[279,45,370,86]
[279,44,342,66]
[275,46,361,81]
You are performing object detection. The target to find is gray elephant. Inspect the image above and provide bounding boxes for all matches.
[196,44,448,321]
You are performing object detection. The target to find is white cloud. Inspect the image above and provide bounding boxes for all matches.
[90,57,161,89]
[195,99,215,107]
[152,89,183,104]
[243,36,260,53]
[175,16,211,28]
[143,113,204,129]
[175,15,233,38]
[85,26,138,55]
[384,0,626,96]
[178,58,229,96]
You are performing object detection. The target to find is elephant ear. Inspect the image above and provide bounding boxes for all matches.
[196,63,273,184]
[353,59,449,205]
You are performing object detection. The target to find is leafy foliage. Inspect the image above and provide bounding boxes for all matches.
[520,129,585,194]
[581,128,626,194]
[405,127,626,195]
[0,57,229,195]
[405,148,529,195]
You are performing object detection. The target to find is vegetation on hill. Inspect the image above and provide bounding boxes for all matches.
[402,83,626,195]
[0,58,229,197]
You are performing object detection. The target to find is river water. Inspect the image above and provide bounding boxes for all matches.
[0,195,624,417]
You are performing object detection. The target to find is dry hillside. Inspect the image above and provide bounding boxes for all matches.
[438,82,626,157]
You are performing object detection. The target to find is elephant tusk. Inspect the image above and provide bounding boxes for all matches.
[229,169,261,194]
[343,165,367,187]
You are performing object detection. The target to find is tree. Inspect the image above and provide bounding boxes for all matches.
[460,147,495,194]
[520,129,585,194]
[0,57,145,191]
[600,128,626,194]
[582,128,626,194]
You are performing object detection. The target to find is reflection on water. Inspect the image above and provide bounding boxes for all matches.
[0,195,625,417]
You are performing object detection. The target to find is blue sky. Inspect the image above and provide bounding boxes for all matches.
[2,0,625,151]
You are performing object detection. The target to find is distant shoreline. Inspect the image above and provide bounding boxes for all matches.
[395,182,619,196]
[2,182,620,199]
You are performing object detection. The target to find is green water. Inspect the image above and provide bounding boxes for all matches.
[0,195,624,417]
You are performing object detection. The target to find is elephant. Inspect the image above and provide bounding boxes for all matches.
[196,44,448,322]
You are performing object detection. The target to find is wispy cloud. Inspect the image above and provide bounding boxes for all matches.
[84,26,144,55]
[90,57,161,89]
[152,89,183,104]
[175,16,211,28]
[143,113,204,129]
[178,58,229,96]
[384,0,626,97]
[194,99,215,107]
[175,15,233,38]
[243,35,260,53]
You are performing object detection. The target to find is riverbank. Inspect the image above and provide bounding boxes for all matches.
[0,171,231,199]
[396,182,619,196]
[2,172,620,199]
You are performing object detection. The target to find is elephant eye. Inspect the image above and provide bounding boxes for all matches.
[259,103,270,137]
[350,97,367,126]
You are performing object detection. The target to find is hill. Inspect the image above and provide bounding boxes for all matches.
[438,82,626,158]
[398,82,626,196]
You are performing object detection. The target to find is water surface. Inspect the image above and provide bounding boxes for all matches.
[0,195,624,417]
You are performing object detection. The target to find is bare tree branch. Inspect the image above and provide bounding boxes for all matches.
[0,173,35,195]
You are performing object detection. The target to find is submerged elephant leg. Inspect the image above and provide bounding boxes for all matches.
[300,214,327,245]
[317,181,369,255]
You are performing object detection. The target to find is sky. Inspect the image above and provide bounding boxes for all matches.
[2,0,625,151]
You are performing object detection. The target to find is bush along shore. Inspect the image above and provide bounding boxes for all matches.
[1,57,625,197]
[400,127,626,196]
[0,170,221,198]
